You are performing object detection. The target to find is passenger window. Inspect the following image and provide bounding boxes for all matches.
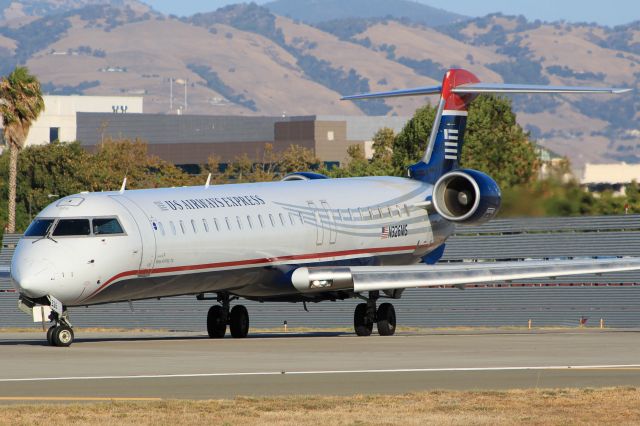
[158,222,165,236]
[191,219,197,233]
[279,213,286,226]
[289,212,296,225]
[258,214,265,228]
[52,219,90,236]
[213,218,220,231]
[203,219,209,232]
[24,219,55,237]
[387,206,393,218]
[269,214,276,227]
[236,216,243,230]
[404,204,411,216]
[93,218,124,235]
[298,212,304,225]
[225,217,231,230]
[170,221,176,235]
[247,216,253,229]
[179,220,186,234]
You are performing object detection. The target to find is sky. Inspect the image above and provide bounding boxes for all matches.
[144,0,640,27]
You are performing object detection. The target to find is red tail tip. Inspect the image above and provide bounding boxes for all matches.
[441,69,480,111]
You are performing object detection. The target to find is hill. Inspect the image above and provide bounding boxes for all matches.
[264,0,467,26]
[0,3,638,170]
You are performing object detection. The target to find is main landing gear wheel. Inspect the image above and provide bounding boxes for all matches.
[354,303,373,336]
[229,305,249,339]
[51,325,74,347]
[376,303,396,336]
[207,305,227,338]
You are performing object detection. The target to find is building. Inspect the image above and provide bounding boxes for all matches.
[75,113,410,167]
[582,162,640,193]
[0,95,143,151]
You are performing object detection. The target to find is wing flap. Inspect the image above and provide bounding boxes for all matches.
[292,258,640,293]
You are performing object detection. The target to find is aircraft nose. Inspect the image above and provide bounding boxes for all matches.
[11,257,55,299]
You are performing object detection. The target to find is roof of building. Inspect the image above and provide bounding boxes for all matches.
[582,162,640,184]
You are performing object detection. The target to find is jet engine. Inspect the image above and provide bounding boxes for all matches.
[432,169,501,225]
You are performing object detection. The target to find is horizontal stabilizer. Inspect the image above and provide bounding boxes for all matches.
[341,85,442,100]
[341,82,631,101]
[452,83,631,95]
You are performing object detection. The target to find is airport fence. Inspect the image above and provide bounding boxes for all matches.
[1,215,639,330]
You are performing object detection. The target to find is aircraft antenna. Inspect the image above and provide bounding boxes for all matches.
[205,173,212,189]
[119,177,127,194]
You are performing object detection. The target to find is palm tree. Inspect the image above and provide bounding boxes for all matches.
[0,66,45,233]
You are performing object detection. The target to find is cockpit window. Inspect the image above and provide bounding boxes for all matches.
[52,219,91,236]
[24,219,55,237]
[92,218,124,235]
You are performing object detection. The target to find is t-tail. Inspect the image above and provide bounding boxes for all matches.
[343,68,630,224]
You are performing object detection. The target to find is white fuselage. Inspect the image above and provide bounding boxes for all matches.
[11,176,453,306]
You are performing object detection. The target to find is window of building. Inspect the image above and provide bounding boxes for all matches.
[327,130,334,141]
[49,127,60,143]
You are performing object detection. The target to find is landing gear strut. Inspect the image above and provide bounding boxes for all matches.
[47,309,74,347]
[205,293,250,339]
[353,291,396,337]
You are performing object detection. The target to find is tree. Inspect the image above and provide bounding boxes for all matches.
[392,95,540,188]
[0,66,44,232]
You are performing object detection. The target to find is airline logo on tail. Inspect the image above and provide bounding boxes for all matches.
[443,128,460,160]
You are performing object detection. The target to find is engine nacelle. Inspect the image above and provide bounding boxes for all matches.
[432,169,501,225]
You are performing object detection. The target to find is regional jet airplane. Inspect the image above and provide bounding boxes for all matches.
[8,69,640,346]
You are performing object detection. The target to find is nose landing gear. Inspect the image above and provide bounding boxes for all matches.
[47,309,74,347]
[353,291,397,337]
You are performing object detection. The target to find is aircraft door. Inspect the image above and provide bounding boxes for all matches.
[110,195,157,277]
[320,200,337,245]
[308,201,323,245]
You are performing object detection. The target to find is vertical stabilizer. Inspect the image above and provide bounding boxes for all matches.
[409,69,479,184]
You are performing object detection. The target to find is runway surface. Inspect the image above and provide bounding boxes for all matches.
[0,329,639,400]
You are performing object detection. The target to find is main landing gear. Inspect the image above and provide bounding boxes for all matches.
[205,293,250,339]
[353,291,396,337]
[47,309,74,347]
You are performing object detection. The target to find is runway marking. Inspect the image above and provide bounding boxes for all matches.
[0,397,162,401]
[1,364,639,383]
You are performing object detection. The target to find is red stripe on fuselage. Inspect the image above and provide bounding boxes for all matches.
[82,245,418,302]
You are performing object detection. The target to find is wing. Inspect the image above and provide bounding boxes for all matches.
[291,258,640,293]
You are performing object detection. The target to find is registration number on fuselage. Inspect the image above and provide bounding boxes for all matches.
[381,224,408,239]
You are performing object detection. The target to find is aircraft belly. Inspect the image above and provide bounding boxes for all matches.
[72,251,422,306]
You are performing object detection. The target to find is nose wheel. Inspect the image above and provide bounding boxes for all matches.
[46,309,74,347]
[47,325,74,347]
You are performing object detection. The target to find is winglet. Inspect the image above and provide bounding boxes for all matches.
[119,177,127,194]
[205,173,212,189]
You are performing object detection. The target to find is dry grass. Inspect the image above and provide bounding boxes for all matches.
[2,388,639,425]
